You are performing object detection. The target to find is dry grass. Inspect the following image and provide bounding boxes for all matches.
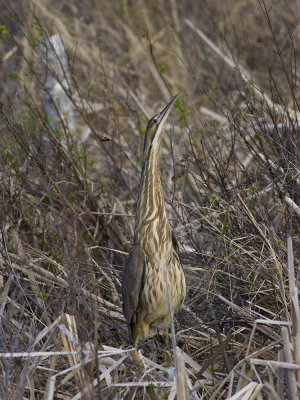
[0,0,300,398]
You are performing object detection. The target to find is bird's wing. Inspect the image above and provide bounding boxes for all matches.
[122,244,146,334]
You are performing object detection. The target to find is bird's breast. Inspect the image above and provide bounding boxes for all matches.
[141,252,186,321]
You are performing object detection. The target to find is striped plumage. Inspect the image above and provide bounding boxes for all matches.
[122,95,186,345]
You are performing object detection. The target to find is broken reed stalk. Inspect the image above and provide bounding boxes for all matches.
[281,326,298,399]
[165,276,188,399]
[287,237,300,387]
[60,314,93,399]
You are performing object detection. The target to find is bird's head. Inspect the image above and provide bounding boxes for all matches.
[143,94,179,162]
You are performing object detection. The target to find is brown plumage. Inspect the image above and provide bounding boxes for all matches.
[122,95,186,346]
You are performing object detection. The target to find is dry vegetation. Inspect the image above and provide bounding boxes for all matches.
[0,0,300,399]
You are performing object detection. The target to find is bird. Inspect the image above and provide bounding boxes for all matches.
[122,94,186,347]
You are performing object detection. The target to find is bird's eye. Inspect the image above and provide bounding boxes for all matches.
[146,114,159,130]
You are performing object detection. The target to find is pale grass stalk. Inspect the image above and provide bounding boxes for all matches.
[226,382,258,400]
[284,196,300,217]
[3,46,17,62]
[250,358,300,370]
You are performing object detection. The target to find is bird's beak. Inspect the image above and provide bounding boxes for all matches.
[143,94,179,160]
[156,94,179,126]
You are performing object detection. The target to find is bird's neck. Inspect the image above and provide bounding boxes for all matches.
[134,147,172,257]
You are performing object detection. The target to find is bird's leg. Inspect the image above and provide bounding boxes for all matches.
[163,327,170,348]
[134,323,142,348]
[163,327,174,366]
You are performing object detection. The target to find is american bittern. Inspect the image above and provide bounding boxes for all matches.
[122,94,186,346]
